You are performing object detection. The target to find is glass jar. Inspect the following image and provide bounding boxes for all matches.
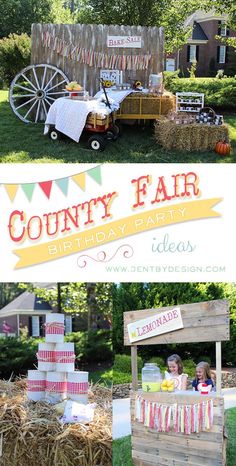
[142,363,162,392]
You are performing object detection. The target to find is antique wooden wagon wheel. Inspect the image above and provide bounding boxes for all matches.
[9,64,70,123]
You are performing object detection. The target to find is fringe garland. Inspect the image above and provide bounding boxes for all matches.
[43,31,152,70]
[135,396,214,435]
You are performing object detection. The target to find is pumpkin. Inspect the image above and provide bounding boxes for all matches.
[215,140,231,156]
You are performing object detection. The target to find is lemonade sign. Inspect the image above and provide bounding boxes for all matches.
[127,307,183,343]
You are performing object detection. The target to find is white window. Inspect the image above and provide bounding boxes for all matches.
[189,45,197,62]
[65,315,72,333]
[220,22,227,37]
[32,316,40,336]
[219,46,226,64]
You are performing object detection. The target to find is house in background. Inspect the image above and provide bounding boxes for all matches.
[166,10,236,76]
[0,290,72,337]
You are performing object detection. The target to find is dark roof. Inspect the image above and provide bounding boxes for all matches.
[0,291,53,312]
[192,21,208,40]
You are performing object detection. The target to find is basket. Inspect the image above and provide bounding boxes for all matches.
[199,107,216,118]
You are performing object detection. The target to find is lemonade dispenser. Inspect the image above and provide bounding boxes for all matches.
[142,363,162,392]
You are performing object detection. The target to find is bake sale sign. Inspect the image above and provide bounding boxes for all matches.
[0,163,235,281]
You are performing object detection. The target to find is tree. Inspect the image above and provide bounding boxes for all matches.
[201,0,236,48]
[50,0,76,23]
[19,282,113,330]
[77,0,201,53]
[0,0,75,39]
[0,283,22,308]
[0,0,52,38]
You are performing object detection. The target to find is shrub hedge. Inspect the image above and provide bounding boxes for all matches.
[164,74,236,110]
[0,33,31,87]
[113,354,143,374]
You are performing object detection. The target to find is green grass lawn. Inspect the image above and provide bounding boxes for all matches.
[113,408,236,465]
[1,90,235,163]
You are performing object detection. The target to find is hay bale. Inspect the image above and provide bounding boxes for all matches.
[0,379,111,466]
[155,120,230,151]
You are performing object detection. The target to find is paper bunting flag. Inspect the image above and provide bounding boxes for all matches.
[5,184,19,202]
[39,181,53,199]
[55,178,69,196]
[87,166,102,185]
[72,173,86,191]
[21,183,36,202]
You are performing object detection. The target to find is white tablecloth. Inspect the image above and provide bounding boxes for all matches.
[94,89,133,104]
[44,97,114,143]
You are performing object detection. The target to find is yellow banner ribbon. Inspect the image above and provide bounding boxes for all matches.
[13,198,222,269]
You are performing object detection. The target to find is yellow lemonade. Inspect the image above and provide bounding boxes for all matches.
[142,382,161,392]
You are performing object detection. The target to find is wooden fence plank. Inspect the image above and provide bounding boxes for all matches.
[31,23,164,96]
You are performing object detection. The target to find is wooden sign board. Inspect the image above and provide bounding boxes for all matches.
[107,36,142,48]
[127,307,183,343]
[124,300,230,346]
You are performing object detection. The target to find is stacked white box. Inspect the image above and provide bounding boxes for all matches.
[45,371,67,403]
[27,370,46,401]
[55,343,75,372]
[45,313,65,343]
[27,313,89,404]
[37,342,56,371]
[67,371,89,403]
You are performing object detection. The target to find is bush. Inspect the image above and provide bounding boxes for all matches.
[182,359,196,378]
[65,329,112,364]
[113,371,133,384]
[0,337,39,379]
[148,356,165,368]
[165,77,236,110]
[0,33,31,87]
[163,70,180,89]
[113,354,143,374]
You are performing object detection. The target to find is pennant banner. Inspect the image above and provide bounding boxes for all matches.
[13,198,221,269]
[43,31,152,71]
[2,165,102,202]
[135,395,214,434]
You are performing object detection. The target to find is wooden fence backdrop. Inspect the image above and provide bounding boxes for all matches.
[31,23,164,95]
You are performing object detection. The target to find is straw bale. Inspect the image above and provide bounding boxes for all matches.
[0,379,112,466]
[154,120,230,151]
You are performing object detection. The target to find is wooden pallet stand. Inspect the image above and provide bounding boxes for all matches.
[124,300,230,466]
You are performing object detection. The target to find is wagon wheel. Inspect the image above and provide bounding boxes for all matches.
[9,64,70,124]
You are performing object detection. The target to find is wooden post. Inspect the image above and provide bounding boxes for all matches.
[216,341,222,395]
[131,345,138,391]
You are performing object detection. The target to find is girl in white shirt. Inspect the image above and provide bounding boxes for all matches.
[164,354,188,391]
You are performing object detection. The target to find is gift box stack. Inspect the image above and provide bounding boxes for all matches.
[27,313,89,404]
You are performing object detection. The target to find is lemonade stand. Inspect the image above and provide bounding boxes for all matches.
[124,299,230,466]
